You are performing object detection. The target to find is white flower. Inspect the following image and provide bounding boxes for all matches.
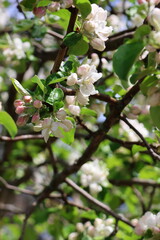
[80,159,109,194]
[149,31,160,48]
[135,212,157,236]
[65,96,75,105]
[76,91,89,106]
[41,118,73,142]
[56,108,67,120]
[83,4,112,51]
[77,64,102,97]
[68,105,80,116]
[148,8,160,32]
[61,0,73,8]
[67,73,78,86]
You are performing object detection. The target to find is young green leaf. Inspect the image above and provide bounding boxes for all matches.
[11,78,30,96]
[113,41,144,83]
[31,75,45,92]
[45,88,64,105]
[0,111,17,138]
[37,0,52,7]
[80,107,97,117]
[63,32,82,47]
[68,36,89,55]
[74,0,91,18]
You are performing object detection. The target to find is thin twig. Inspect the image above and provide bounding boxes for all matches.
[120,116,160,162]
[65,178,134,227]
[0,176,36,196]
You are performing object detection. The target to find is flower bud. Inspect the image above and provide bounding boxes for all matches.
[67,73,78,86]
[16,115,29,126]
[15,105,26,114]
[90,38,106,51]
[68,232,78,240]
[33,121,43,132]
[23,95,32,103]
[47,2,60,12]
[65,96,75,105]
[83,21,95,32]
[14,99,24,108]
[33,100,42,109]
[76,223,84,232]
[31,112,40,124]
[87,225,95,237]
[68,105,80,116]
[61,0,73,8]
[33,7,46,18]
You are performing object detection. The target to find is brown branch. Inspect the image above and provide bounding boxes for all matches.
[65,178,134,227]
[51,7,78,74]
[133,187,146,214]
[0,176,36,196]
[109,178,160,187]
[0,134,43,142]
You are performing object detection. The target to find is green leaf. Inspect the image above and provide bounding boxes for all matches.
[80,107,97,117]
[45,88,64,105]
[52,9,71,30]
[61,127,75,145]
[68,36,89,55]
[11,78,30,96]
[20,0,36,11]
[63,32,82,47]
[139,165,160,180]
[150,106,160,130]
[134,25,151,40]
[0,111,17,138]
[46,73,66,85]
[37,0,52,7]
[132,145,146,155]
[74,0,91,18]
[113,41,144,82]
[13,19,34,33]
[31,75,45,92]
[140,76,158,95]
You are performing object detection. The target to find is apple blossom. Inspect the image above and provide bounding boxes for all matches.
[14,99,24,108]
[33,7,46,18]
[33,100,43,109]
[67,73,78,86]
[68,105,80,116]
[16,115,29,126]
[31,113,40,124]
[149,31,160,48]
[23,96,32,103]
[56,108,67,120]
[148,8,160,31]
[15,105,26,114]
[82,4,112,51]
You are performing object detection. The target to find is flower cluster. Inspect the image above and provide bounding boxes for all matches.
[65,62,102,116]
[3,36,31,62]
[14,95,73,142]
[82,4,113,51]
[135,211,160,237]
[68,218,114,240]
[148,8,160,48]
[80,159,109,195]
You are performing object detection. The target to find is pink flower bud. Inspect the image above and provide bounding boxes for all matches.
[47,2,60,12]
[23,95,32,103]
[31,113,40,123]
[15,105,26,114]
[16,115,29,126]
[33,7,46,18]
[14,99,24,108]
[33,100,42,109]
